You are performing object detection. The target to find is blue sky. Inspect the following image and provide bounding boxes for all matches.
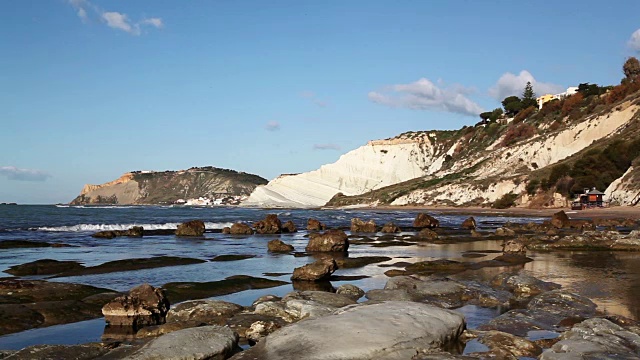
[2,1,640,204]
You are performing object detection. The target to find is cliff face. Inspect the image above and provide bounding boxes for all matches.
[70,167,268,205]
[242,133,453,207]
[244,92,640,208]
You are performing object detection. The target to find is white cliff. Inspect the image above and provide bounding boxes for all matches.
[243,134,450,207]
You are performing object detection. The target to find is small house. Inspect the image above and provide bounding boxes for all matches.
[571,187,607,210]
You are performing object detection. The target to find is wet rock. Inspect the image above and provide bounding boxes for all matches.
[540,317,640,360]
[461,217,476,229]
[502,238,526,254]
[225,313,287,341]
[126,226,144,237]
[335,284,365,301]
[245,320,282,344]
[102,283,170,329]
[479,290,597,336]
[413,213,440,228]
[175,220,205,237]
[405,259,468,275]
[469,330,542,359]
[305,229,349,252]
[495,227,516,236]
[222,227,231,234]
[166,300,243,324]
[380,222,401,233]
[350,218,377,233]
[281,220,297,233]
[0,304,45,336]
[211,254,256,261]
[4,344,111,360]
[92,230,119,239]
[230,302,465,360]
[291,259,337,282]
[136,320,205,338]
[229,222,254,235]
[365,288,418,302]
[163,276,288,303]
[283,291,356,308]
[470,229,483,238]
[307,218,327,231]
[416,228,439,240]
[252,297,339,323]
[254,214,283,234]
[92,227,144,239]
[0,240,59,249]
[54,256,206,278]
[125,325,239,360]
[267,239,294,253]
[4,259,85,276]
[490,272,560,297]
[551,210,570,229]
[458,281,513,308]
[335,256,391,269]
[529,230,621,251]
[384,276,466,308]
[252,295,282,307]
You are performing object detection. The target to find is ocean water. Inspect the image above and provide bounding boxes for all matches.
[0,205,639,350]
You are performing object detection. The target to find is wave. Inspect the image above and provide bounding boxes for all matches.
[34,222,234,232]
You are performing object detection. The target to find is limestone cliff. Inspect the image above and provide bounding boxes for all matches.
[244,89,640,208]
[70,167,267,205]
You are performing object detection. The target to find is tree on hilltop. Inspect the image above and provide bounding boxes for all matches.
[521,81,537,109]
[623,57,640,81]
[502,96,523,117]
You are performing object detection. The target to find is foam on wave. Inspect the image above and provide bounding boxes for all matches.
[35,222,233,232]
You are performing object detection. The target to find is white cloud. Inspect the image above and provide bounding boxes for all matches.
[265,121,281,131]
[102,11,139,35]
[629,29,640,51]
[368,78,483,116]
[0,166,51,182]
[489,70,564,100]
[67,0,163,36]
[313,144,341,151]
[142,18,163,29]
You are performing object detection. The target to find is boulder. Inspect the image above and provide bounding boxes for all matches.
[254,214,282,234]
[350,218,377,233]
[282,220,297,233]
[307,218,326,231]
[245,320,283,344]
[225,313,287,341]
[92,230,118,239]
[540,318,640,360]
[461,217,476,230]
[127,226,144,237]
[416,228,439,240]
[282,291,356,308]
[166,300,243,324]
[550,210,570,229]
[495,227,516,236]
[5,259,85,276]
[175,220,205,237]
[305,230,349,252]
[125,325,239,360]
[468,330,542,359]
[222,227,231,234]
[229,302,466,360]
[502,238,526,254]
[267,239,295,252]
[380,222,401,233]
[470,230,483,238]
[490,272,560,296]
[413,213,440,228]
[291,259,337,282]
[230,222,254,235]
[102,284,170,330]
[335,284,365,301]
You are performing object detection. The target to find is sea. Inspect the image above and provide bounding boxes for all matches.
[1,205,639,350]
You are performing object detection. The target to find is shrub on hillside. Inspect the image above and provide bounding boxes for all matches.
[561,93,584,117]
[500,123,537,147]
[525,179,540,196]
[492,192,518,209]
[513,106,536,124]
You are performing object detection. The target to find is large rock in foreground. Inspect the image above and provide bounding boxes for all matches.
[125,325,239,360]
[102,284,169,329]
[231,301,465,360]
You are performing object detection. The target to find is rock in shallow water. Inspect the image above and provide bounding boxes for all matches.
[166,299,243,324]
[102,283,169,329]
[305,230,349,252]
[231,301,465,360]
[124,325,239,360]
[175,220,205,237]
[291,259,337,282]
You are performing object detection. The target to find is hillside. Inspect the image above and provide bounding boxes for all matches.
[245,72,640,208]
[70,167,268,205]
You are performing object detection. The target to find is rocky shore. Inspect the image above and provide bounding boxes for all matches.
[2,210,640,359]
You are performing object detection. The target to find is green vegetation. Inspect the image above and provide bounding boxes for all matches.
[492,192,518,209]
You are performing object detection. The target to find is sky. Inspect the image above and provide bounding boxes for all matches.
[2,1,640,204]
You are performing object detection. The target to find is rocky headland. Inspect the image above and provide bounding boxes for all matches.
[70,167,267,205]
